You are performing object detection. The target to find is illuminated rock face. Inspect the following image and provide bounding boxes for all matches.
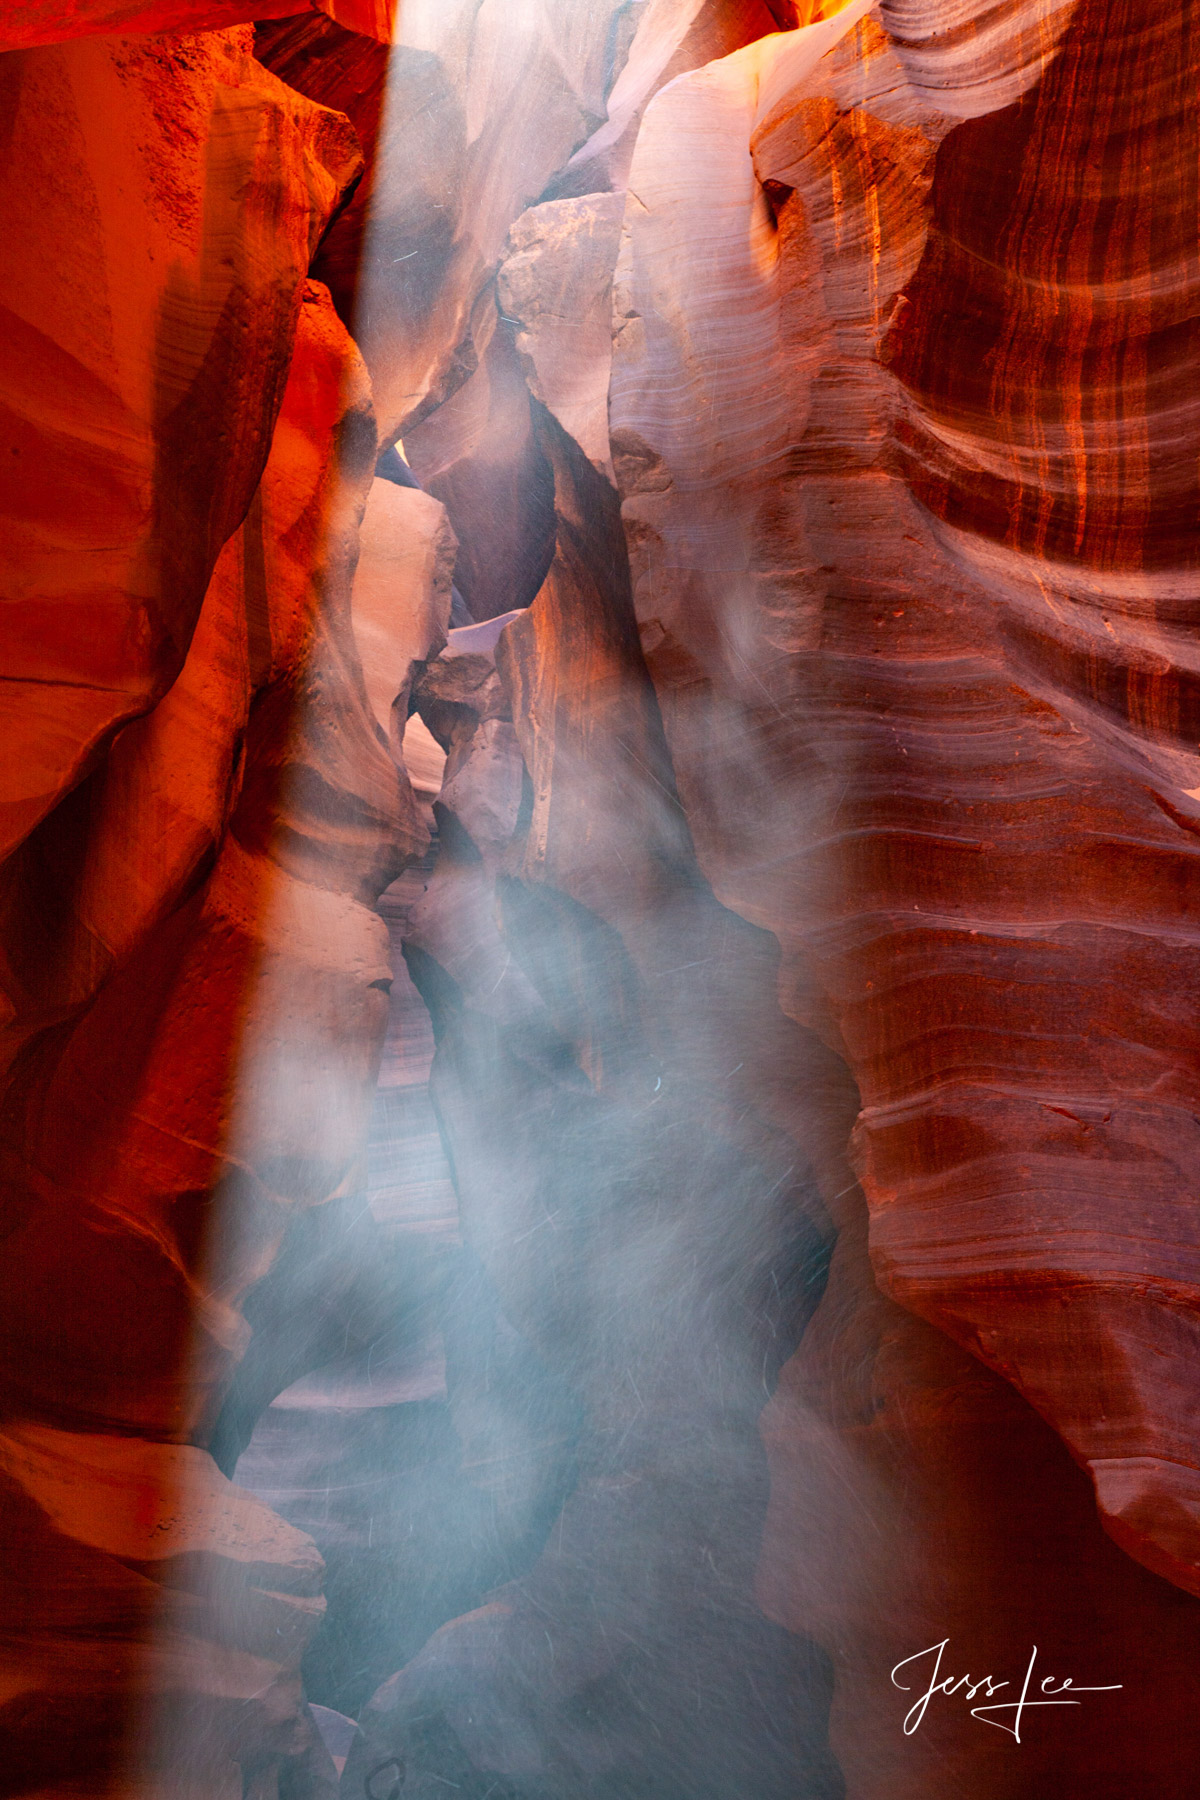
[254,0,808,615]
[861,0,1200,1607]
[619,0,1200,1600]
[0,27,360,869]
[255,1,645,445]
[3,0,392,55]
[611,2,1200,1792]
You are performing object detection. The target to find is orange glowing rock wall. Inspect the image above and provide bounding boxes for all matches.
[2,0,392,56]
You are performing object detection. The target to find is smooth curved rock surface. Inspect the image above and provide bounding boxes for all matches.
[350,477,457,750]
[257,0,642,444]
[3,0,391,54]
[0,1422,327,1799]
[498,194,625,479]
[611,3,1200,1789]
[552,0,822,197]
[877,0,1079,115]
[0,27,358,874]
[257,0,814,621]
[867,0,1200,1601]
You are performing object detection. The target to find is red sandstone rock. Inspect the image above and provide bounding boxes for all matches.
[1,1,308,49]
[0,280,414,1434]
[401,304,558,621]
[553,0,810,197]
[2,0,392,54]
[256,0,806,619]
[0,28,359,875]
[877,0,1078,116]
[498,195,625,480]
[870,0,1200,1604]
[611,4,1200,1790]
[350,478,457,752]
[0,1422,326,1798]
[0,219,432,1784]
[0,37,387,1781]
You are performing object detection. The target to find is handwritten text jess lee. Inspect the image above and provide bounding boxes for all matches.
[891,1640,1122,1742]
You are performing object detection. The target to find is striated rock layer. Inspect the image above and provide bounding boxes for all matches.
[611,2,1200,1792]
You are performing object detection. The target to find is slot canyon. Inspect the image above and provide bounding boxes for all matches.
[3,0,1200,1794]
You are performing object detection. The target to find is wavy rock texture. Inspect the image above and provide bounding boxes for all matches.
[876,0,1079,115]
[877,0,1200,1601]
[256,0,643,444]
[553,0,840,197]
[0,1421,330,1800]
[0,27,359,871]
[612,3,1200,1792]
[235,4,1200,1793]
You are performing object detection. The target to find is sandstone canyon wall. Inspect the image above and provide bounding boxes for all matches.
[3,3,1200,1799]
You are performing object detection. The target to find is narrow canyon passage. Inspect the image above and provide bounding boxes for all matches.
[4,4,1200,1799]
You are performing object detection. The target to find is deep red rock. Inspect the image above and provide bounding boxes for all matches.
[2,0,393,54]
[0,27,359,871]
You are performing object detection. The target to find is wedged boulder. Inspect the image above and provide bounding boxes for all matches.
[498,194,626,480]
[350,477,457,754]
[400,301,558,621]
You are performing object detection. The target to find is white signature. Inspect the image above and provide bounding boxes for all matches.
[891,1640,1122,1742]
